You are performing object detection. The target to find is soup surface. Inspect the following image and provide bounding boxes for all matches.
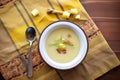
[46,27,80,63]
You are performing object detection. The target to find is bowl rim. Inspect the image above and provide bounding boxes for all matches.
[38,20,89,70]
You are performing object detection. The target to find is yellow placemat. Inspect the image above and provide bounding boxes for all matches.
[0,0,120,80]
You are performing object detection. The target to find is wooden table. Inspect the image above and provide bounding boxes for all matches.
[80,0,120,80]
[0,0,119,80]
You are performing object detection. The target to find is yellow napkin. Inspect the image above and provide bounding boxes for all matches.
[0,0,119,80]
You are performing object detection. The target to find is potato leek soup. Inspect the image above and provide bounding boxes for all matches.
[45,27,80,63]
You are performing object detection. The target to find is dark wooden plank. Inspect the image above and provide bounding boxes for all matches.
[95,21,120,33]
[82,2,120,18]
[102,32,120,40]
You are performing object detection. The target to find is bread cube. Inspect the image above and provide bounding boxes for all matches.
[75,14,81,20]
[31,9,39,16]
[62,11,71,18]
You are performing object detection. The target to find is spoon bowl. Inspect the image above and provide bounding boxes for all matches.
[26,27,36,42]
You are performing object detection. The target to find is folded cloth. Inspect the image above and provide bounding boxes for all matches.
[0,0,119,80]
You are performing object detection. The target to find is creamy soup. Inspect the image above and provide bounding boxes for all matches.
[45,27,80,63]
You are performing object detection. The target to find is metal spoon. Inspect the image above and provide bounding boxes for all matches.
[26,27,36,78]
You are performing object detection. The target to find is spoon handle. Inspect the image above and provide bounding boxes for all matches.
[27,44,33,78]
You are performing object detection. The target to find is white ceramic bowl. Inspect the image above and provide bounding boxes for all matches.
[39,21,88,70]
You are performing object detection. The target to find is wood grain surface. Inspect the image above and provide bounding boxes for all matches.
[80,0,120,80]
